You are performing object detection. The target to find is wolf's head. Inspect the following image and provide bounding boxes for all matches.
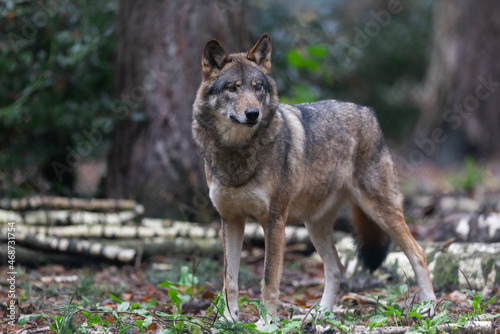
[193,34,279,145]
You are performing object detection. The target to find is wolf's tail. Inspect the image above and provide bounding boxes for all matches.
[350,204,390,272]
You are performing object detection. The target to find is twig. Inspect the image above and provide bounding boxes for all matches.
[440,237,456,252]
[300,304,317,331]
[459,268,473,291]
[209,298,224,326]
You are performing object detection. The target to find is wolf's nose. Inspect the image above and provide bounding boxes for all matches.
[245,108,260,121]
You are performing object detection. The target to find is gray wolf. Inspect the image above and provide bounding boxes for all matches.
[192,33,436,323]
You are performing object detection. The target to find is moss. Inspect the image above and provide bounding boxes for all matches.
[432,253,459,291]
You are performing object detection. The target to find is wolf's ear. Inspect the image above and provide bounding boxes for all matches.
[247,33,272,74]
[202,40,231,78]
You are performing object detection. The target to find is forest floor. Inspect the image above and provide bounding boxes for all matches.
[1,162,500,332]
[1,249,499,332]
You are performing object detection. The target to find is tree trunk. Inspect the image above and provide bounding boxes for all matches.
[414,0,500,163]
[106,0,252,219]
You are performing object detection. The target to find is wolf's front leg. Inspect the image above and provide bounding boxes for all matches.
[261,215,286,320]
[221,218,245,322]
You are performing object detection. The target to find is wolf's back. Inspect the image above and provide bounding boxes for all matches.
[283,100,385,163]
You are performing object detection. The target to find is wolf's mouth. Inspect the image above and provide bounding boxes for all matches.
[229,115,258,127]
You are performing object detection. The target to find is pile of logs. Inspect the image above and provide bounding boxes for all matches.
[0,196,145,264]
[1,195,499,292]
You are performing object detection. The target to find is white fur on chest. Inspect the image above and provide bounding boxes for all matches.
[209,181,271,222]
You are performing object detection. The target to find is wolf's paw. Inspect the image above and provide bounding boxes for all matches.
[410,300,436,319]
[291,313,314,322]
[419,306,436,318]
[254,314,280,332]
[291,306,330,323]
[221,309,239,323]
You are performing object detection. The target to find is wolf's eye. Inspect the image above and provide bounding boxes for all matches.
[227,86,236,92]
[255,83,263,91]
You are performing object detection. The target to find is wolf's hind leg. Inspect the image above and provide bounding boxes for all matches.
[350,157,436,302]
[355,197,435,302]
[304,199,345,314]
[221,218,245,322]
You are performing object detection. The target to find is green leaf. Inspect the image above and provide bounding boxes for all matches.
[442,300,453,309]
[286,49,303,68]
[168,289,181,309]
[179,266,189,285]
[484,295,496,307]
[249,300,269,324]
[117,301,130,312]
[286,48,319,71]
[134,319,144,330]
[214,293,226,319]
[81,296,90,306]
[432,309,450,326]
[456,314,469,327]
[133,309,149,316]
[158,280,175,288]
[260,322,279,333]
[383,304,402,317]
[460,288,475,297]
[143,315,153,328]
[98,305,113,312]
[179,265,199,288]
[18,314,41,326]
[155,311,174,318]
[408,311,422,321]
[241,322,257,331]
[307,45,327,58]
[109,294,122,303]
[281,319,302,331]
[178,294,191,304]
[482,314,500,320]
[159,329,176,334]
[87,314,103,326]
[368,314,387,329]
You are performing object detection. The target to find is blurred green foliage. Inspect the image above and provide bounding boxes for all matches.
[446,155,485,195]
[0,0,117,195]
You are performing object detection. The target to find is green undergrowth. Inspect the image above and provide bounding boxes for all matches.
[17,267,500,333]
[446,155,485,195]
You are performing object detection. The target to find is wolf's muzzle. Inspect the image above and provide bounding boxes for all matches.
[229,108,260,127]
[245,108,260,122]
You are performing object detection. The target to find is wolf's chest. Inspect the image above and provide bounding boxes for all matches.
[209,181,271,222]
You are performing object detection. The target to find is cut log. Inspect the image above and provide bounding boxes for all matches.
[0,221,309,241]
[0,209,21,223]
[11,233,136,263]
[0,196,144,214]
[335,237,500,292]
[436,212,500,243]
[319,320,497,334]
[0,209,137,225]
